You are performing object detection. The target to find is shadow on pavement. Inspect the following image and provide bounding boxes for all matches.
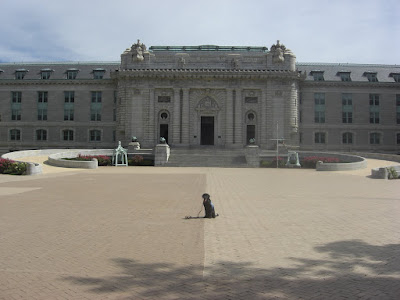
[64,240,400,299]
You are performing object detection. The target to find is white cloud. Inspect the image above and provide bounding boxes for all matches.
[0,0,399,64]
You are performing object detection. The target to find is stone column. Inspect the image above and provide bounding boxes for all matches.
[172,88,181,145]
[182,88,190,146]
[234,89,243,146]
[260,88,268,148]
[284,81,299,147]
[225,89,234,146]
[148,89,155,146]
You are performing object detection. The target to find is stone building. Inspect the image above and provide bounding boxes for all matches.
[0,40,399,153]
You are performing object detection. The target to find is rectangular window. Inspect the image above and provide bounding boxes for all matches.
[64,106,74,121]
[370,132,380,144]
[67,70,78,79]
[366,73,378,82]
[11,92,22,121]
[397,95,400,125]
[12,91,22,103]
[63,130,74,141]
[369,94,380,124]
[158,96,171,102]
[342,132,353,144]
[90,130,101,141]
[38,91,48,103]
[37,92,48,121]
[93,70,105,79]
[10,129,21,141]
[36,129,47,141]
[64,91,75,103]
[342,93,353,123]
[397,133,400,144]
[339,72,351,82]
[41,71,51,79]
[91,91,102,103]
[64,92,75,120]
[314,93,325,123]
[315,132,326,144]
[312,72,324,81]
[15,71,26,80]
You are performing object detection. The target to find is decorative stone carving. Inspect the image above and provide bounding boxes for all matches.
[231,58,239,69]
[178,56,186,68]
[196,96,220,113]
[131,39,147,62]
[270,40,286,64]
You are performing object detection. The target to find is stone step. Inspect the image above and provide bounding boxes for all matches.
[165,148,248,167]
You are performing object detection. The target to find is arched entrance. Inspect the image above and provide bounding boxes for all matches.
[195,96,220,146]
[158,110,170,144]
[245,111,257,144]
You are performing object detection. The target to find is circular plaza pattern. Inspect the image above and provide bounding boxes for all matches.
[0,159,399,299]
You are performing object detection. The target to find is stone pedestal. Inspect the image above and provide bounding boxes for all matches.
[245,145,260,168]
[154,143,170,166]
[128,141,141,152]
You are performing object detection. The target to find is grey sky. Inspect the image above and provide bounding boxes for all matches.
[1,0,399,64]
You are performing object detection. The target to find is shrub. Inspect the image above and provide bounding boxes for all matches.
[260,157,285,168]
[387,167,398,179]
[71,155,112,166]
[128,155,149,166]
[0,159,27,175]
[0,158,15,173]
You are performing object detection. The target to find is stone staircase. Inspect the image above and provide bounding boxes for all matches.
[165,147,248,167]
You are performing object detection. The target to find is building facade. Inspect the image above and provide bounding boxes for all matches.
[0,40,399,153]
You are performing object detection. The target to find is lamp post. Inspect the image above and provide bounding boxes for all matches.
[270,122,285,168]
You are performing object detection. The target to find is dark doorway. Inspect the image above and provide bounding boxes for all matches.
[160,124,169,144]
[201,116,214,145]
[246,125,255,144]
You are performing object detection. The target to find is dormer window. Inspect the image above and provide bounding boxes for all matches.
[310,70,324,81]
[364,72,378,82]
[15,69,28,80]
[93,68,105,79]
[337,71,351,82]
[40,69,53,79]
[66,68,79,79]
[389,73,400,83]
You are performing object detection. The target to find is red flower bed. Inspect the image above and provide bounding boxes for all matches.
[301,156,340,168]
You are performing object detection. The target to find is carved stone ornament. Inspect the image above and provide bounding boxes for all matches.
[178,56,186,68]
[131,39,147,62]
[270,40,286,64]
[196,96,220,113]
[231,58,239,69]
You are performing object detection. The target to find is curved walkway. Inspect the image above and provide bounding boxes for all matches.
[0,159,399,299]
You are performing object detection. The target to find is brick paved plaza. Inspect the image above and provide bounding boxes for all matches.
[0,162,399,299]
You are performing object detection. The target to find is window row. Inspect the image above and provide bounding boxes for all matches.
[10,91,117,122]
[310,94,400,124]
[310,132,400,145]
[9,129,114,142]
[8,69,106,80]
[309,71,400,82]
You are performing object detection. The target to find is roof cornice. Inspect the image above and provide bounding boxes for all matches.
[113,68,301,80]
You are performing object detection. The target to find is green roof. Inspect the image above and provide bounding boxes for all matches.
[149,45,268,52]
